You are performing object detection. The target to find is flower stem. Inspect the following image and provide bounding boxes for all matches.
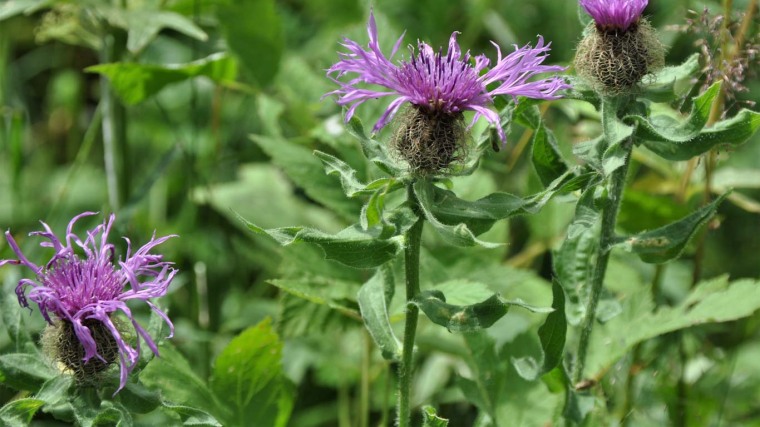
[573,136,633,385]
[398,183,424,427]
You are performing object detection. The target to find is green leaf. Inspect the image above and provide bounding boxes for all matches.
[357,269,401,360]
[345,116,400,175]
[512,280,567,380]
[252,136,362,219]
[161,402,223,427]
[0,353,57,391]
[0,398,45,427]
[216,0,283,87]
[1,292,33,351]
[118,381,162,414]
[87,53,237,105]
[0,0,50,22]
[628,82,760,160]
[268,276,359,318]
[422,406,449,427]
[600,97,633,176]
[531,120,569,187]
[240,214,406,269]
[211,318,293,427]
[140,344,226,421]
[639,53,700,102]
[588,276,760,376]
[413,290,552,332]
[613,192,729,263]
[314,150,402,198]
[122,10,207,54]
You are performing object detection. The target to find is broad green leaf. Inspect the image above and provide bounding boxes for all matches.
[36,375,73,406]
[161,402,223,427]
[252,136,362,220]
[211,318,293,427]
[614,192,729,263]
[413,289,552,332]
[122,10,207,54]
[0,398,45,427]
[639,53,700,102]
[314,150,402,198]
[268,277,359,318]
[0,353,56,391]
[216,0,283,87]
[588,276,760,376]
[87,53,237,105]
[422,406,449,427]
[1,291,33,351]
[117,381,162,414]
[140,344,227,421]
[512,280,567,380]
[357,269,401,360]
[345,116,400,175]
[241,214,406,269]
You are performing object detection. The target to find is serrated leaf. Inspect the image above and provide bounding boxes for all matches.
[87,53,237,105]
[358,269,401,360]
[422,406,449,426]
[413,290,551,332]
[211,318,293,427]
[614,192,729,263]
[0,398,45,426]
[268,277,359,318]
[241,214,405,269]
[161,402,223,427]
[0,353,57,391]
[216,0,283,87]
[588,276,760,376]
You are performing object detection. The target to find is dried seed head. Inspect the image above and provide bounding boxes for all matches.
[574,19,665,95]
[42,319,122,384]
[391,106,468,176]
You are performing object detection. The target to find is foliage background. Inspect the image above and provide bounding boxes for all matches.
[1,0,759,425]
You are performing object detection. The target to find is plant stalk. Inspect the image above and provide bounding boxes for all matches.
[573,136,633,385]
[398,183,424,427]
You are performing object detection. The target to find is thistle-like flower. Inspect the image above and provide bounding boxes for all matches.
[0,212,176,393]
[575,0,664,94]
[580,0,648,32]
[327,11,569,175]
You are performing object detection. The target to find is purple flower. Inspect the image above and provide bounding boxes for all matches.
[326,11,569,142]
[0,212,176,393]
[580,0,648,31]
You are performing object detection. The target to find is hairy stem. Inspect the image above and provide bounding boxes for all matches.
[573,135,633,385]
[398,183,424,427]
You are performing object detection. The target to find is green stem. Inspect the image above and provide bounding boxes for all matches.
[398,183,424,427]
[573,135,633,385]
[100,30,128,212]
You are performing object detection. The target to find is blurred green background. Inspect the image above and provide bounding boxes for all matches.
[1,0,759,425]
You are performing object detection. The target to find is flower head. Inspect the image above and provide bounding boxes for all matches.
[0,212,176,393]
[327,11,569,143]
[580,0,648,32]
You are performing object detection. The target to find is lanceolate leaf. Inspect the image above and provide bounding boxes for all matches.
[531,121,569,187]
[614,192,730,263]
[358,269,401,360]
[240,214,409,269]
[314,150,401,198]
[413,290,552,332]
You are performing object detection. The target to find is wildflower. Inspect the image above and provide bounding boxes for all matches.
[575,0,665,94]
[327,11,569,175]
[0,212,176,393]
